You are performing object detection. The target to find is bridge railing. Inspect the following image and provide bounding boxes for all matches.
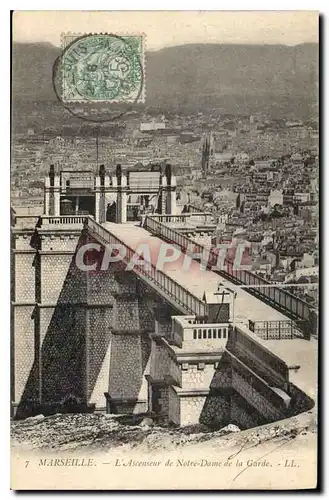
[145,215,314,334]
[145,214,191,225]
[40,215,86,225]
[84,217,207,316]
[171,315,230,345]
[12,214,90,229]
[222,264,313,330]
[148,212,213,224]
[248,320,305,340]
[145,215,206,254]
[229,326,289,390]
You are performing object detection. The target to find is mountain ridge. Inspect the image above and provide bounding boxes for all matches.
[12,41,318,117]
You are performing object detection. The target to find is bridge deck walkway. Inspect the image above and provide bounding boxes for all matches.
[101,222,317,402]
[103,222,289,324]
[263,338,317,399]
[236,324,317,399]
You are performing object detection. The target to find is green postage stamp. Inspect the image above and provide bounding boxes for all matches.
[61,33,145,103]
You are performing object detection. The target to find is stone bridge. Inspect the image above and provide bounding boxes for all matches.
[11,215,316,429]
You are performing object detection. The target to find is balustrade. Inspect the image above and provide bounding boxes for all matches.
[40,215,86,225]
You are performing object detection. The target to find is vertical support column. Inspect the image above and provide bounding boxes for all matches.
[160,174,167,214]
[75,196,79,215]
[166,175,177,215]
[44,177,50,215]
[95,176,100,222]
[121,175,128,223]
[229,291,236,325]
[98,165,106,224]
[110,175,118,223]
[48,165,55,216]
[164,164,177,215]
[117,175,127,223]
[103,174,110,223]
[54,175,60,216]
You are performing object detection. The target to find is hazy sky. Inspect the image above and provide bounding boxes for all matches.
[13,11,318,50]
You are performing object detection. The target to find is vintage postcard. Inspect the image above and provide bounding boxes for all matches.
[11,11,319,490]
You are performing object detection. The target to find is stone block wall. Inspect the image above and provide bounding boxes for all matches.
[150,339,181,387]
[13,225,167,416]
[155,385,169,415]
[155,318,172,338]
[12,236,38,412]
[38,232,87,409]
[108,333,151,413]
[210,353,232,389]
[13,306,35,404]
[181,363,215,390]
[168,355,182,386]
[288,383,314,416]
[12,232,38,414]
[81,243,164,412]
[163,342,311,429]
[14,251,36,303]
[150,342,170,381]
[139,300,159,332]
[13,231,36,251]
[13,228,89,416]
[39,307,54,344]
[40,254,76,304]
[230,393,266,429]
[40,233,79,252]
[40,304,87,405]
[109,335,144,399]
[199,391,231,428]
[196,358,232,428]
[231,370,284,422]
[168,386,180,424]
[180,396,207,426]
[87,307,113,407]
[114,296,140,331]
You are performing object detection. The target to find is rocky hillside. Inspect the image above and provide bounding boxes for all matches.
[11,411,315,453]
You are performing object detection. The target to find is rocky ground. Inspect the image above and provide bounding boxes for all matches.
[11,410,317,454]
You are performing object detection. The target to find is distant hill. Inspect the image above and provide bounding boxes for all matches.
[12,42,60,101]
[12,42,318,117]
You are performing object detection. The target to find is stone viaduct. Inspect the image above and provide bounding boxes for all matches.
[11,166,316,428]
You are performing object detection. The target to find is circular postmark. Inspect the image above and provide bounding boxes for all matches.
[52,33,145,123]
[62,34,143,102]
